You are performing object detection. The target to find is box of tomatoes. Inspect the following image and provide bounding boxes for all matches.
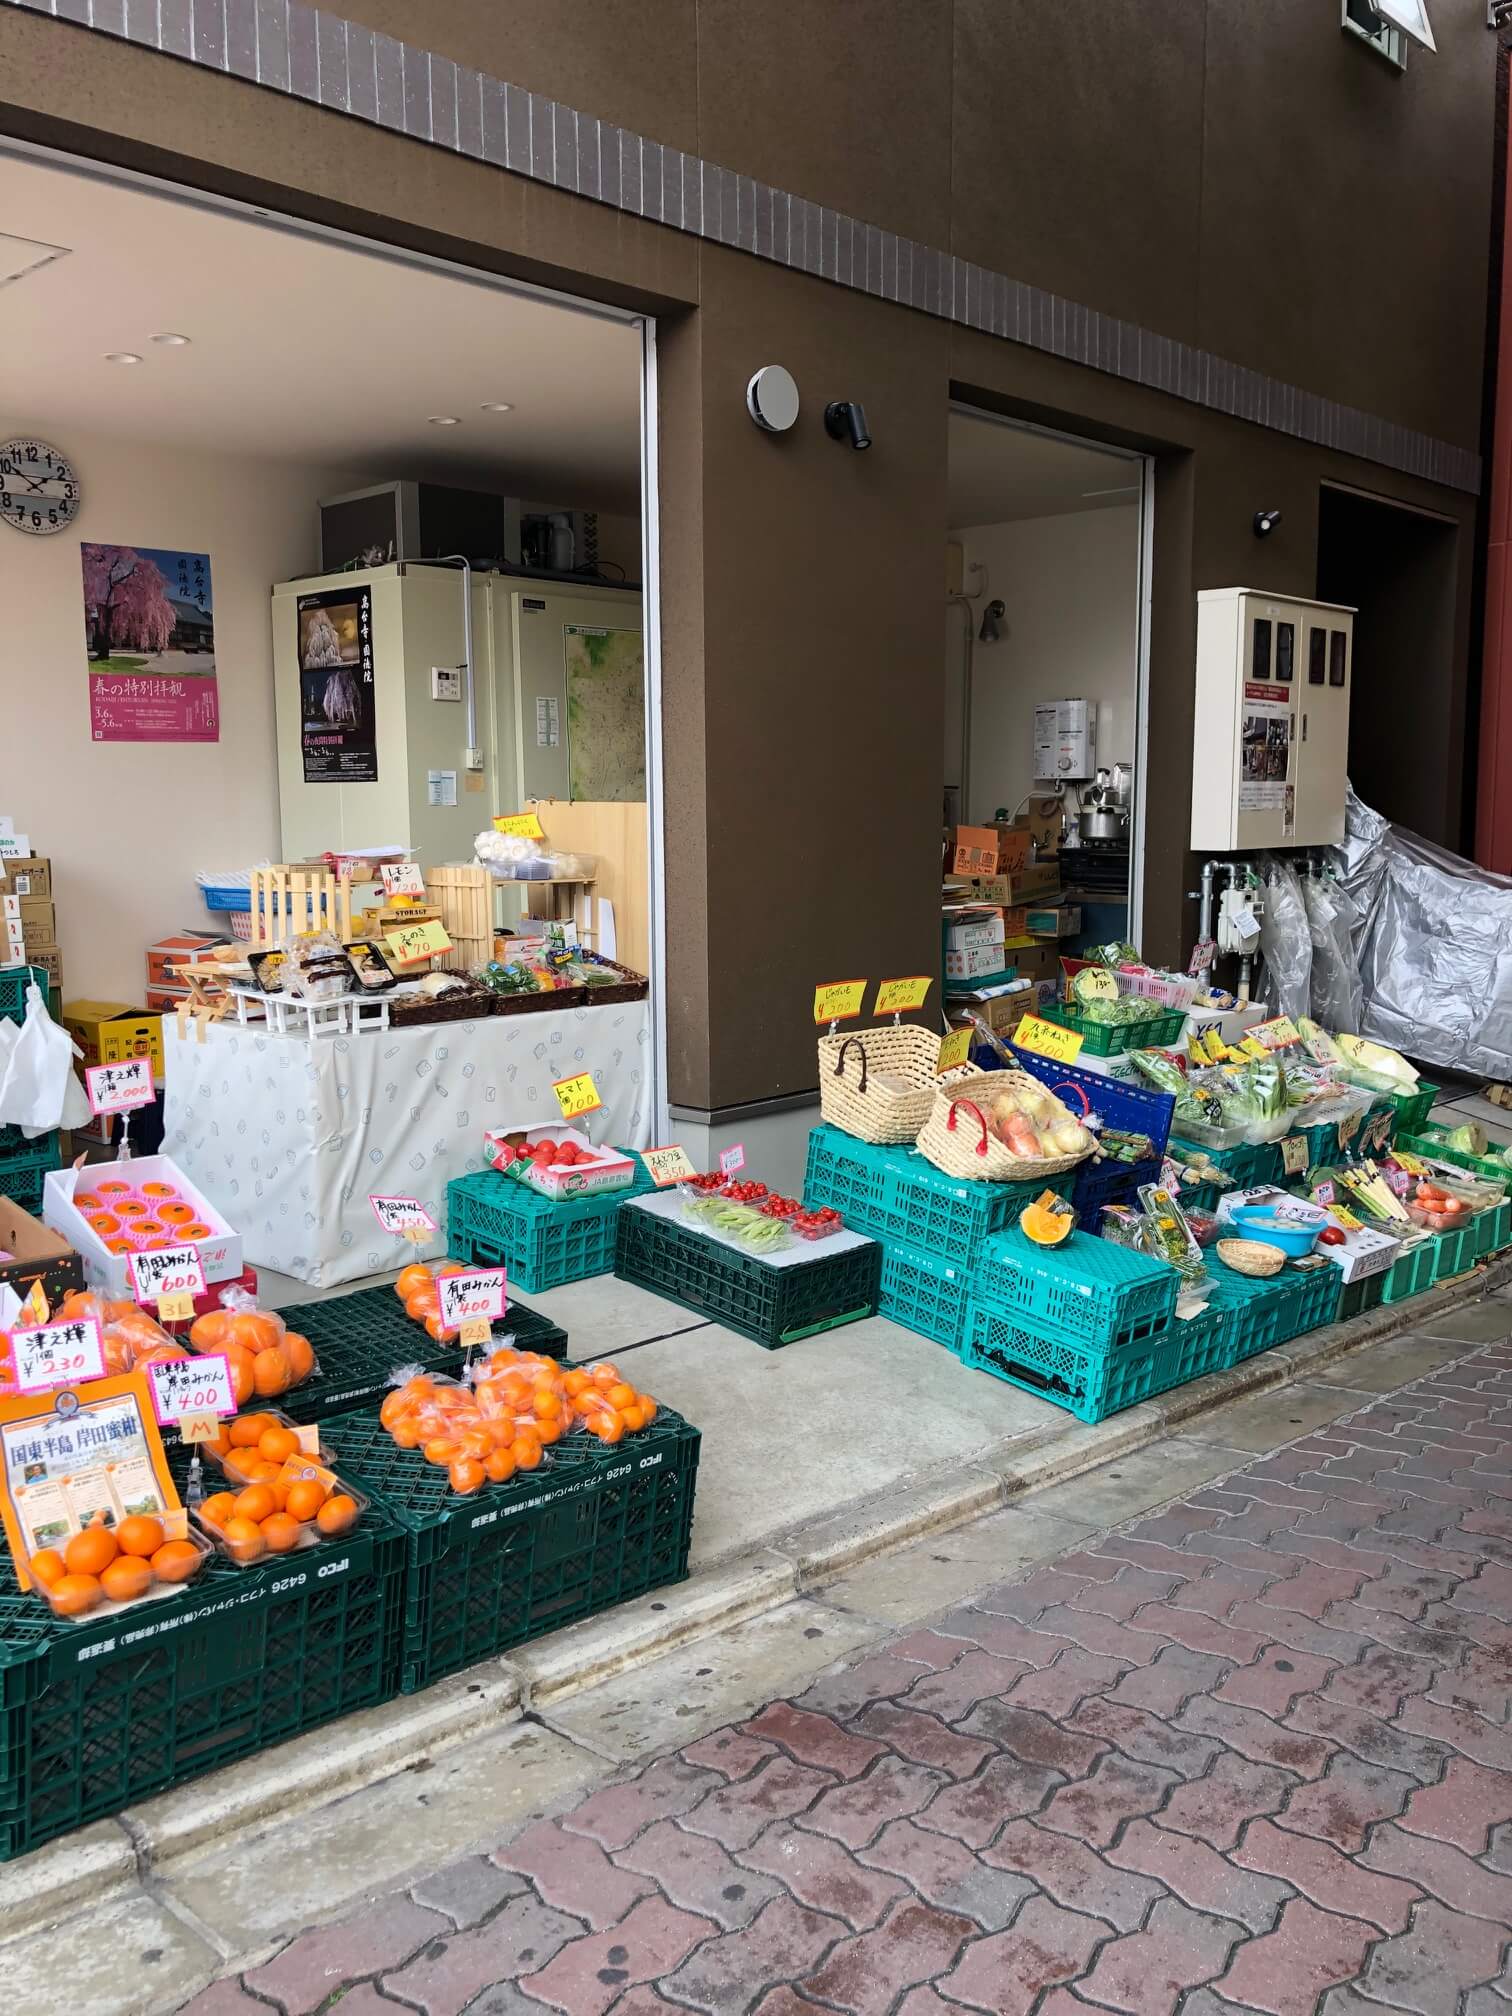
[484,1124,639,1201]
[43,1154,242,1301]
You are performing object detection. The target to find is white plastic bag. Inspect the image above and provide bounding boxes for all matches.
[1302,873,1362,1032]
[1256,859,1313,1025]
[0,985,90,1131]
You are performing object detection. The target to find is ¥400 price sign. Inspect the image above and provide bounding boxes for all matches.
[438,1267,507,1348]
[12,1317,107,1395]
[146,1353,237,1429]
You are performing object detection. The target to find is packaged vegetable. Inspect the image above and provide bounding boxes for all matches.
[1334,1034,1418,1087]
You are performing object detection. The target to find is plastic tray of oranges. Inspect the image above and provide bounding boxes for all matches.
[187,1292,317,1407]
[74,1176,219,1260]
[27,1513,212,1623]
[194,1410,364,1567]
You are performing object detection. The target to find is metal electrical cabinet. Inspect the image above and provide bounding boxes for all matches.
[1189,588,1355,851]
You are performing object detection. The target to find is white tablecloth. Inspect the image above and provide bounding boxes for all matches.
[162,1001,652,1287]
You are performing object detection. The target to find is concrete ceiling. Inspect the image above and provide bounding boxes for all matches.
[948,410,1140,528]
[0,154,643,512]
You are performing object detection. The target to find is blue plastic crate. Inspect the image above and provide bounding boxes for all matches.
[1069,1155,1164,1235]
[975,1225,1177,1350]
[959,1298,1232,1424]
[446,1154,656,1292]
[1007,1049,1175,1230]
[877,1241,969,1348]
[200,883,252,912]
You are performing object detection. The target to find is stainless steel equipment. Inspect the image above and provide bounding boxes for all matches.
[1079,766,1128,843]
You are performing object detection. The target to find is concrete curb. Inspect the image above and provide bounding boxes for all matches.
[2,1251,1507,1940]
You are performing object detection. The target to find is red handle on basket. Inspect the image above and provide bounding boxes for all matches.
[946,1097,991,1158]
[1047,1080,1092,1118]
[834,1035,868,1093]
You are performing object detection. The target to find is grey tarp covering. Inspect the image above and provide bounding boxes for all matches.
[1255,858,1313,1024]
[1302,870,1363,1033]
[1330,790,1512,1079]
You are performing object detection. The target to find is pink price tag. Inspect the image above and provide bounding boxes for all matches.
[438,1268,507,1330]
[368,1194,437,1237]
[146,1352,237,1426]
[719,1143,746,1176]
[85,1057,154,1117]
[128,1244,207,1305]
[12,1316,107,1395]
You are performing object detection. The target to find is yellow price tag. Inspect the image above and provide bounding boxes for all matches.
[642,1145,698,1187]
[493,811,545,839]
[813,980,867,1025]
[178,1414,219,1445]
[385,918,452,965]
[1014,1013,1085,1064]
[1329,1203,1364,1231]
[874,976,932,1016]
[1394,1150,1430,1176]
[1072,969,1120,1004]
[553,1071,603,1120]
[402,1223,430,1245]
[1250,1015,1300,1050]
[937,1028,973,1073]
[156,1291,196,1323]
[458,1317,492,1348]
[1239,1036,1270,1061]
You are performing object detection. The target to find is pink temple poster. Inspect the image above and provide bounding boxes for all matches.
[81,542,219,742]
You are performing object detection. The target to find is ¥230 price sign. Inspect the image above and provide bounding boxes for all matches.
[12,1317,107,1395]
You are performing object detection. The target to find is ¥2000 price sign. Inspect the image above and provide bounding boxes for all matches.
[12,1317,107,1395]
[146,1353,237,1427]
[85,1056,155,1116]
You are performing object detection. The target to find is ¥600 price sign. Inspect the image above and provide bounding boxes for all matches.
[146,1353,237,1427]
[129,1244,207,1321]
[13,1317,106,1395]
[85,1056,154,1116]
[438,1267,507,1348]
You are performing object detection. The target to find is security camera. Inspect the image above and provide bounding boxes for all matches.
[824,401,871,451]
[1253,509,1282,538]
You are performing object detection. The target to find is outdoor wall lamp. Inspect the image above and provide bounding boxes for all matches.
[823,401,871,450]
[1253,509,1282,538]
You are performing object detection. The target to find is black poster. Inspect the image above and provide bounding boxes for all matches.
[298,584,377,782]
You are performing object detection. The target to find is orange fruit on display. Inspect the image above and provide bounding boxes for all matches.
[257,1426,299,1465]
[285,1477,327,1523]
[65,1527,119,1578]
[220,1450,256,1484]
[134,1343,190,1367]
[260,1512,302,1554]
[86,1211,121,1238]
[191,1310,232,1351]
[396,1263,433,1301]
[484,1448,516,1484]
[116,1514,164,1558]
[158,1201,194,1223]
[283,1332,315,1383]
[447,1456,485,1496]
[141,1181,178,1200]
[228,1413,272,1448]
[252,1347,290,1398]
[201,1491,237,1528]
[315,1494,358,1537]
[150,1539,202,1583]
[221,1516,266,1563]
[74,1190,102,1211]
[100,1554,153,1603]
[224,1347,256,1407]
[227,1311,280,1356]
[180,1222,213,1242]
[96,1180,131,1198]
[49,1573,103,1616]
[29,1548,66,1589]
[233,1484,277,1525]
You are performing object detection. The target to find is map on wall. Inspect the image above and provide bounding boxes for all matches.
[565,625,645,801]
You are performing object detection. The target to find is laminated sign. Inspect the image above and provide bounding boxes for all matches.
[369,1194,436,1244]
[438,1268,506,1348]
[86,1057,154,1115]
[12,1317,107,1395]
[813,980,867,1025]
[553,1072,603,1121]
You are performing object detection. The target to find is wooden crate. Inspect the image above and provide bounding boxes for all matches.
[249,866,353,948]
[428,866,495,973]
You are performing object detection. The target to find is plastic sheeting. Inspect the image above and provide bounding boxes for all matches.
[1255,858,1313,1025]
[1330,790,1512,1080]
[1302,870,1363,1033]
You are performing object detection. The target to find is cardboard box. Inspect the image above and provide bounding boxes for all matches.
[948,825,1002,877]
[44,1154,242,1298]
[62,1000,163,1074]
[1321,1222,1402,1283]
[11,897,54,938]
[1010,943,1062,983]
[19,946,61,986]
[946,981,1037,1036]
[145,983,192,1014]
[945,942,1008,980]
[1027,903,1083,939]
[0,1196,85,1309]
[991,824,1033,873]
[63,999,135,1061]
[146,932,224,989]
[943,912,1006,953]
[0,856,51,901]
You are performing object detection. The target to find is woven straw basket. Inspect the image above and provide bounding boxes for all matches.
[817,1027,982,1146]
[916,1074,1098,1183]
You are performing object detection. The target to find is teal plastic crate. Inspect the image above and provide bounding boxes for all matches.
[1202,1263,1298,1360]
[0,966,50,1027]
[958,1298,1231,1424]
[877,1241,968,1348]
[0,1133,61,1214]
[1432,1220,1479,1282]
[804,1125,892,1236]
[1475,1199,1512,1259]
[446,1153,655,1293]
[1169,1135,1284,1189]
[1397,1126,1511,1188]
[975,1226,1177,1350]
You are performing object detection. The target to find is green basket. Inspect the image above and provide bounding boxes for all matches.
[804,1124,1074,1266]
[1337,1272,1385,1321]
[1381,1237,1437,1304]
[1398,1127,1512,1188]
[877,1241,969,1348]
[446,1154,656,1294]
[958,1298,1232,1425]
[1169,1135,1284,1190]
[974,1226,1177,1350]
[1383,1081,1438,1134]
[273,1282,569,1424]
[1431,1220,1479,1282]
[0,1514,406,1860]
[1040,1002,1187,1058]
[321,1406,700,1694]
[0,1133,61,1214]
[0,967,50,1027]
[614,1200,880,1349]
[1475,1199,1512,1259]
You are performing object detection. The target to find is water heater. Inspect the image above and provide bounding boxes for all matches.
[1034,699,1097,781]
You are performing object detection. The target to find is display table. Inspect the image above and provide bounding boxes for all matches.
[163,1001,652,1286]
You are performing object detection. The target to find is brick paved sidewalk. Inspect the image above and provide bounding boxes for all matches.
[185,1341,1512,2016]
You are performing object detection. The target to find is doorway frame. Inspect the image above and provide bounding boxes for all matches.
[1,134,669,1131]
[947,400,1155,944]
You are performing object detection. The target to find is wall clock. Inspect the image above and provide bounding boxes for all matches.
[0,438,81,536]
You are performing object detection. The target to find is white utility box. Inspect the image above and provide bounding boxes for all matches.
[1033,699,1097,782]
[1190,589,1354,850]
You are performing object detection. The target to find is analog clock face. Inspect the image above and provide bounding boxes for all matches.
[0,438,81,536]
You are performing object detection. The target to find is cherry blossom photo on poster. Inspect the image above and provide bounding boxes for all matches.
[80,541,218,742]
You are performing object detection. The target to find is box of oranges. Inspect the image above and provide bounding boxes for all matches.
[194,1410,366,1566]
[43,1154,242,1301]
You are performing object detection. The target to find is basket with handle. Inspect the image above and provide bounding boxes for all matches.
[916,1076,1098,1184]
[817,1027,981,1146]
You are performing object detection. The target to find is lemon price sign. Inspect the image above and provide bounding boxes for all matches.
[379,861,426,898]
[936,1027,973,1074]
[553,1071,603,1121]
[813,980,867,1025]
[873,976,932,1017]
[493,811,545,839]
[1013,1013,1084,1064]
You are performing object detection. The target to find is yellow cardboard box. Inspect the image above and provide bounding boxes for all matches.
[63,1001,165,1075]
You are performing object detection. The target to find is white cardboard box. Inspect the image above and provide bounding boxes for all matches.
[43,1154,242,1298]
[945,943,1006,980]
[944,914,1006,954]
[483,1124,638,1199]
[1322,1222,1401,1284]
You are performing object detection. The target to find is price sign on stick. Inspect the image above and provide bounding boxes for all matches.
[937,1028,972,1074]
[369,1194,437,1244]
[1337,1107,1363,1150]
[1280,1135,1309,1178]
[129,1244,207,1322]
[493,811,545,839]
[385,919,451,964]
[13,1317,106,1395]
[719,1143,746,1177]
[438,1268,506,1348]
[146,1353,236,1432]
[379,861,426,898]
[1014,1013,1085,1065]
[553,1072,603,1121]
[873,977,932,1017]
[85,1057,154,1116]
[643,1145,698,1187]
[813,980,867,1025]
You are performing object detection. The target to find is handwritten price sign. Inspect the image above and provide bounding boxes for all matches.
[438,1268,506,1348]
[129,1245,207,1321]
[1014,1013,1085,1065]
[13,1317,106,1395]
[719,1143,746,1176]
[874,977,932,1016]
[553,1072,603,1121]
[493,811,545,839]
[379,861,426,898]
[385,918,452,965]
[146,1353,236,1427]
[85,1056,154,1116]
[369,1195,437,1245]
[813,980,867,1025]
[643,1145,698,1188]
[936,1028,972,1073]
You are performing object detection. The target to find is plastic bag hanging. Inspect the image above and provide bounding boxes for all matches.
[0,983,90,1132]
[1301,871,1363,1032]
[1255,857,1313,1024]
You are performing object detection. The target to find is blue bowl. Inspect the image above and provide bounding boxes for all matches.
[1227,1204,1319,1258]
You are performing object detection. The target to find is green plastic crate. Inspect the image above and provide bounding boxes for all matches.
[1431,1220,1479,1282]
[804,1124,1074,1266]
[1169,1135,1284,1189]
[1337,1272,1384,1321]
[0,1134,61,1214]
[1475,1199,1512,1259]
[1382,1237,1437,1304]
[958,1298,1232,1424]
[446,1154,656,1294]
[877,1242,968,1349]
[273,1282,569,1424]
[1383,1081,1438,1135]
[321,1405,700,1693]
[1398,1127,1512,1188]
[974,1226,1177,1350]
[0,967,50,1027]
[615,1199,880,1349]
[0,1513,406,1860]
[1040,1002,1186,1058]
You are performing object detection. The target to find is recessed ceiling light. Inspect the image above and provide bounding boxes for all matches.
[480,402,514,413]
[150,332,191,346]
[104,351,142,364]
[428,415,461,426]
